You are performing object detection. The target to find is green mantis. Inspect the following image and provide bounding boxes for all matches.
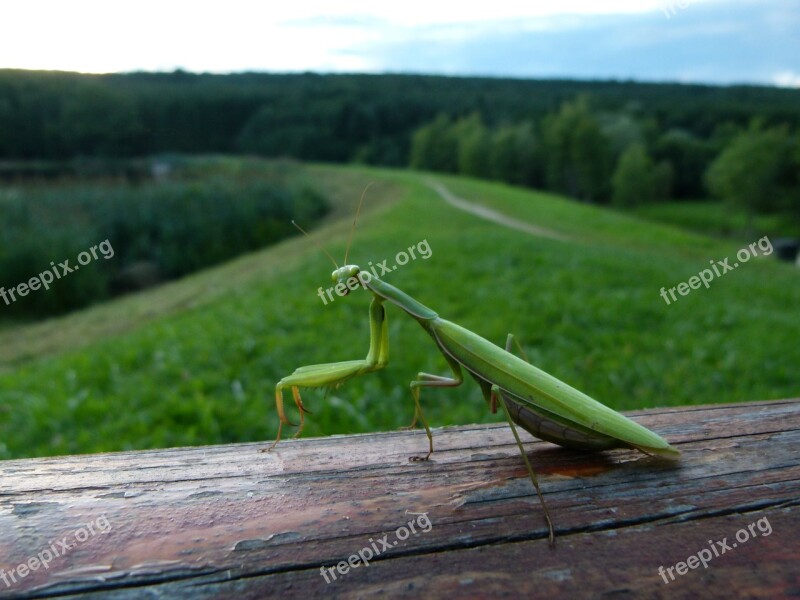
[268,191,680,543]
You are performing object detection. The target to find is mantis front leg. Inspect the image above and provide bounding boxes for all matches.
[263,296,389,452]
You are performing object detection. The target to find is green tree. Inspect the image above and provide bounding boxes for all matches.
[487,122,542,187]
[611,143,672,207]
[599,112,644,157]
[453,113,491,178]
[653,129,717,199]
[705,125,794,236]
[541,97,613,202]
[789,133,800,222]
[409,114,458,173]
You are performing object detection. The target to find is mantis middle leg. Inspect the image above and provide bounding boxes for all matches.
[408,351,464,461]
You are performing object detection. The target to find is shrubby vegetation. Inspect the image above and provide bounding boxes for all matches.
[0,159,327,317]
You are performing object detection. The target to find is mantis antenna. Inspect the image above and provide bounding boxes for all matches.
[291,220,339,269]
[343,182,375,265]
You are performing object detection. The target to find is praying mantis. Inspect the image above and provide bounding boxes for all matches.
[266,187,680,544]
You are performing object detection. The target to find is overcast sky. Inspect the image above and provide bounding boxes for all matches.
[3,0,798,86]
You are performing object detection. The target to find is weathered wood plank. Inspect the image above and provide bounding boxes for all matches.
[0,399,798,599]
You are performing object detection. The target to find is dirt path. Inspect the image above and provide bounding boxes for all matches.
[427,180,570,242]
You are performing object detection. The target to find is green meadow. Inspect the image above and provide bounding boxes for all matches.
[1,160,798,459]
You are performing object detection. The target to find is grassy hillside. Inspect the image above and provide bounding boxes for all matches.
[631,200,800,240]
[1,161,798,460]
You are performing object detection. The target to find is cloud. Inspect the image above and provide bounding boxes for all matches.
[774,71,800,88]
[348,0,800,85]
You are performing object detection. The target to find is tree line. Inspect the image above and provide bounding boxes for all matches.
[2,69,799,163]
[410,98,800,229]
[1,69,799,226]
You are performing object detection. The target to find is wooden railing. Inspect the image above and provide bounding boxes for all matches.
[1,399,797,598]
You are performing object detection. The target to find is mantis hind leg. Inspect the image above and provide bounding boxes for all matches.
[505,333,530,360]
[408,352,463,461]
[497,332,555,544]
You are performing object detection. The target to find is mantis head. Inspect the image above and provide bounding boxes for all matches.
[331,265,362,296]
[295,183,374,298]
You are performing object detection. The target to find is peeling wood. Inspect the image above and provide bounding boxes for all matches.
[0,399,798,598]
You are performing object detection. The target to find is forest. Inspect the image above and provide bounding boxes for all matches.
[2,69,799,215]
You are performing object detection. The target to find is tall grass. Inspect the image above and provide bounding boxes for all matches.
[0,159,327,318]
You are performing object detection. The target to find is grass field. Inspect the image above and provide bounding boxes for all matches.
[631,200,800,240]
[1,160,799,460]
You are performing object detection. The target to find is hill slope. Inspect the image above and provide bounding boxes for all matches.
[1,162,798,459]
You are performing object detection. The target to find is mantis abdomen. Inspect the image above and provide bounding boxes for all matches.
[502,390,627,452]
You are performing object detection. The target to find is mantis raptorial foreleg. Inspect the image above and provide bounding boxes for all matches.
[263,297,389,452]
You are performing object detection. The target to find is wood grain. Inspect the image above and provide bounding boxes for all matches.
[1,399,797,599]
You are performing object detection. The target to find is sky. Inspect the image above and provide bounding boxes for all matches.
[2,0,799,87]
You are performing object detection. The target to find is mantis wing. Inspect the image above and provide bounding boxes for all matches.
[429,318,679,459]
